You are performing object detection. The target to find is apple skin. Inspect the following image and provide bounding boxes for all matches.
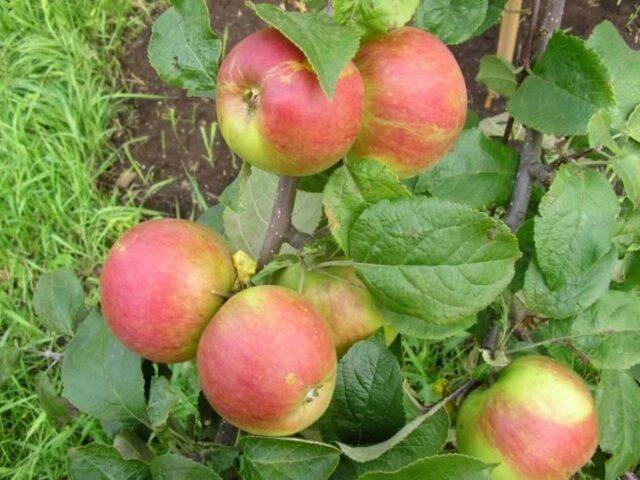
[275,264,391,356]
[456,355,598,480]
[197,285,337,436]
[216,28,365,177]
[350,27,467,178]
[100,219,235,364]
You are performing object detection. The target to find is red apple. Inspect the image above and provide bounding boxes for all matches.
[216,28,365,176]
[275,264,391,356]
[456,355,598,480]
[100,219,235,363]
[197,285,337,436]
[350,27,467,178]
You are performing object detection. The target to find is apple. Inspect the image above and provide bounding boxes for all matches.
[275,264,391,356]
[456,355,598,480]
[100,219,235,363]
[350,27,467,178]
[197,285,337,436]
[216,28,365,177]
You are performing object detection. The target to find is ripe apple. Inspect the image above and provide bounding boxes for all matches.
[100,219,235,363]
[216,28,365,177]
[275,264,391,356]
[350,27,467,178]
[197,285,337,436]
[456,355,598,480]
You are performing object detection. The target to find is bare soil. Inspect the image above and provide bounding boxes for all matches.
[107,0,640,216]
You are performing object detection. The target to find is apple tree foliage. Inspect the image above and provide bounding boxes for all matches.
[25,0,640,478]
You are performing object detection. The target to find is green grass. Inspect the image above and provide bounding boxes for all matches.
[0,1,153,477]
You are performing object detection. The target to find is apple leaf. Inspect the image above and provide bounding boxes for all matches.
[612,142,640,207]
[596,370,640,480]
[533,164,619,291]
[588,21,640,128]
[147,0,221,98]
[68,444,150,480]
[415,0,488,45]
[472,0,507,37]
[333,0,419,38]
[33,268,87,335]
[508,32,614,135]
[569,290,640,370]
[349,197,519,329]
[332,409,448,479]
[320,335,406,445]
[476,55,517,98]
[150,454,221,480]
[34,371,76,426]
[358,454,493,480]
[415,128,518,210]
[197,203,225,236]
[323,159,410,253]
[147,377,179,429]
[627,105,640,142]
[239,437,340,480]
[382,311,477,340]
[246,2,361,98]
[0,346,20,386]
[62,310,147,424]
[113,431,154,462]
[587,109,618,152]
[523,248,617,320]
[223,167,322,259]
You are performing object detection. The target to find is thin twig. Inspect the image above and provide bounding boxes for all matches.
[423,379,482,414]
[504,0,566,232]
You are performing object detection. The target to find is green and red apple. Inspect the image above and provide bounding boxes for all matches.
[197,285,337,436]
[216,28,365,177]
[456,355,598,480]
[350,27,467,178]
[100,219,235,363]
[275,264,392,356]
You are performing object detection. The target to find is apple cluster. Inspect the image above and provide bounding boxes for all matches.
[98,25,599,479]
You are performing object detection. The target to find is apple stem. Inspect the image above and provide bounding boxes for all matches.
[504,0,565,233]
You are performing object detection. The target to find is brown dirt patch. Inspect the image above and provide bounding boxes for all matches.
[108,1,640,216]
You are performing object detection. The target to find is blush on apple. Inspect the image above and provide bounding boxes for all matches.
[100,219,235,363]
[197,285,337,436]
[456,355,598,480]
[216,28,365,177]
[275,264,392,356]
[350,27,467,178]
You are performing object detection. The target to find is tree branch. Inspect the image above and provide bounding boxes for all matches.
[504,0,566,232]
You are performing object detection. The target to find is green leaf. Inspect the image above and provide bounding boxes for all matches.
[320,336,405,445]
[239,437,340,480]
[533,164,619,290]
[415,0,488,45]
[472,0,507,37]
[147,377,178,428]
[612,142,640,207]
[113,431,154,462]
[150,454,221,480]
[246,2,361,98]
[415,128,518,209]
[523,248,617,320]
[0,346,20,386]
[223,168,322,258]
[62,311,147,423]
[613,202,640,251]
[508,32,614,135]
[476,55,517,98]
[383,310,477,340]
[588,21,640,128]
[197,203,224,236]
[33,268,86,335]
[250,254,298,285]
[333,0,419,38]
[332,409,449,479]
[349,197,519,329]
[627,104,640,142]
[587,109,618,152]
[358,454,493,480]
[323,159,410,252]
[148,0,221,97]
[595,370,640,480]
[569,290,640,370]
[34,372,76,425]
[68,444,150,480]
